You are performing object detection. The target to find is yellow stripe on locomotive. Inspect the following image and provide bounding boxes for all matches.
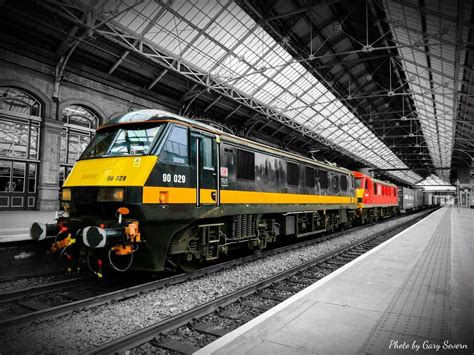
[143,187,355,205]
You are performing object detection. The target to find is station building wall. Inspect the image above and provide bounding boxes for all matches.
[0,48,174,211]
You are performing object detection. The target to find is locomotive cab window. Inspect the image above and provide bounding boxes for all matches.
[160,125,189,165]
[355,178,363,188]
[82,123,164,159]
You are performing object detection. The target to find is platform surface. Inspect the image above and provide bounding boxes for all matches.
[0,211,56,242]
[198,207,474,354]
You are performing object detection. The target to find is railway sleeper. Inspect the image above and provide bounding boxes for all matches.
[273,284,305,293]
[286,278,314,286]
[239,300,272,311]
[325,259,348,267]
[193,322,232,337]
[153,338,201,354]
[218,310,254,322]
[259,291,289,302]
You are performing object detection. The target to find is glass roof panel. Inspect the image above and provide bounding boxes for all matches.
[111,0,423,184]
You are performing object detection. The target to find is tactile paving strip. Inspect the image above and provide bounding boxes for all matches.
[362,209,451,353]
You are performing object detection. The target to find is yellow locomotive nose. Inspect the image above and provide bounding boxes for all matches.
[63,156,157,188]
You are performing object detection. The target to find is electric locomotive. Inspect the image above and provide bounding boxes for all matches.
[30,109,357,274]
[353,171,399,222]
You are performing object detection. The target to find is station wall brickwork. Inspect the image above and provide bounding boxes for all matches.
[0,47,177,211]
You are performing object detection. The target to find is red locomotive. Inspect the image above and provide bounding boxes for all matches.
[353,171,399,223]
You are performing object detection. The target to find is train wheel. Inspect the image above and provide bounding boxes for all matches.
[177,255,201,272]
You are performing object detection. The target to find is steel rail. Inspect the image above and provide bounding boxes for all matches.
[0,276,91,303]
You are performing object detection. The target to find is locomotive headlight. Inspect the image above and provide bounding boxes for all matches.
[98,188,124,202]
[62,188,72,201]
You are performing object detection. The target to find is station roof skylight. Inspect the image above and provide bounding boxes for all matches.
[111,0,423,184]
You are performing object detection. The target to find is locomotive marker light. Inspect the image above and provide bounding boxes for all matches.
[62,188,72,201]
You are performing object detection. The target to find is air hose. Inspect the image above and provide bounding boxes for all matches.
[107,245,137,272]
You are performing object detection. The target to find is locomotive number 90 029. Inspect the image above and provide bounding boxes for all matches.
[162,173,186,184]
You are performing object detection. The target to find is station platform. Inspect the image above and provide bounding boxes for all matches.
[198,206,474,354]
[0,211,56,243]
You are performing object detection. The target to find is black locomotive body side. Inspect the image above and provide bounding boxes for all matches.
[133,125,357,271]
[52,111,358,273]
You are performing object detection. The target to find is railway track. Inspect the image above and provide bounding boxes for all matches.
[0,238,64,282]
[0,276,90,303]
[0,209,435,333]
[0,229,337,330]
[0,275,151,329]
[86,210,434,354]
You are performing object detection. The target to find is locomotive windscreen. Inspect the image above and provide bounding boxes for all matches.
[81,123,165,159]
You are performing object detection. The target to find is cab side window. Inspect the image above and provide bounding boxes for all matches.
[160,126,188,165]
[201,136,214,169]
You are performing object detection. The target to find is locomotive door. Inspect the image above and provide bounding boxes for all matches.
[191,131,220,206]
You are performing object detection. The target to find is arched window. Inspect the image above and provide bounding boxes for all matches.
[59,105,100,187]
[0,87,41,116]
[62,104,98,128]
[0,87,42,210]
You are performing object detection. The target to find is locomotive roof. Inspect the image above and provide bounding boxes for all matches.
[99,109,353,175]
[101,109,195,127]
[352,171,398,188]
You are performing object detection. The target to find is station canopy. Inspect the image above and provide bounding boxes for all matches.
[103,0,423,184]
[57,0,471,186]
[383,0,469,182]
[415,174,456,192]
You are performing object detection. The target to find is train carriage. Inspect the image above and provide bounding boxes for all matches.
[399,187,415,213]
[414,188,424,210]
[32,110,357,273]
